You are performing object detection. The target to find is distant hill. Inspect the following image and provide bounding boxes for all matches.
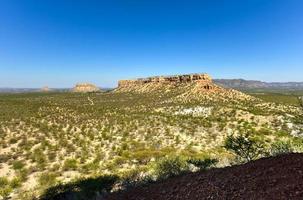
[0,87,111,93]
[214,79,303,90]
[0,88,38,93]
[0,88,69,93]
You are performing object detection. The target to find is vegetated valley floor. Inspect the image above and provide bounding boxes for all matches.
[0,88,303,199]
[108,153,303,200]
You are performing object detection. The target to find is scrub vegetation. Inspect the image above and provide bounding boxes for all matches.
[0,89,302,199]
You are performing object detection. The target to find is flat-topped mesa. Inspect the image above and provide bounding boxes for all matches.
[118,73,213,88]
[40,86,51,92]
[72,83,101,93]
[115,73,254,102]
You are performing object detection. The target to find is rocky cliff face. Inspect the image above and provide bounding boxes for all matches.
[72,83,101,93]
[119,73,211,85]
[117,74,216,91]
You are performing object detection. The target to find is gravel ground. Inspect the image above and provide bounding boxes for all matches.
[107,153,303,200]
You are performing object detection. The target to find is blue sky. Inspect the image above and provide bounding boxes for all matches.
[0,0,302,88]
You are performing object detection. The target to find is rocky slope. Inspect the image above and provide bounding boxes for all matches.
[72,83,101,93]
[115,74,255,103]
[108,153,303,200]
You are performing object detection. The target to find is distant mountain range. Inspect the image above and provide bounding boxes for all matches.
[0,88,68,93]
[0,87,111,93]
[1,79,303,93]
[0,88,38,93]
[214,79,303,90]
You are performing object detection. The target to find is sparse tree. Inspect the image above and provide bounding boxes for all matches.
[224,132,264,162]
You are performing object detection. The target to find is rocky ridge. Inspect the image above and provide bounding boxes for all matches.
[72,83,101,93]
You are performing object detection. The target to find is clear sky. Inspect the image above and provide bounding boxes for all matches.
[0,0,302,88]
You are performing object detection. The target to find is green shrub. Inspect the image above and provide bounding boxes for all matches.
[0,154,10,163]
[270,140,294,156]
[31,148,47,170]
[9,138,18,144]
[18,168,29,181]
[0,177,12,199]
[293,138,303,153]
[81,162,99,173]
[0,177,9,187]
[153,156,188,180]
[38,172,58,187]
[0,186,12,199]
[12,160,25,170]
[47,151,57,162]
[63,158,78,171]
[224,132,265,162]
[10,177,22,188]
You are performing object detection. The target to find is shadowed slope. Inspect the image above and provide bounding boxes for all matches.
[107,153,303,200]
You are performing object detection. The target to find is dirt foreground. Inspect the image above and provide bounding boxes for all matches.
[107,153,303,200]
